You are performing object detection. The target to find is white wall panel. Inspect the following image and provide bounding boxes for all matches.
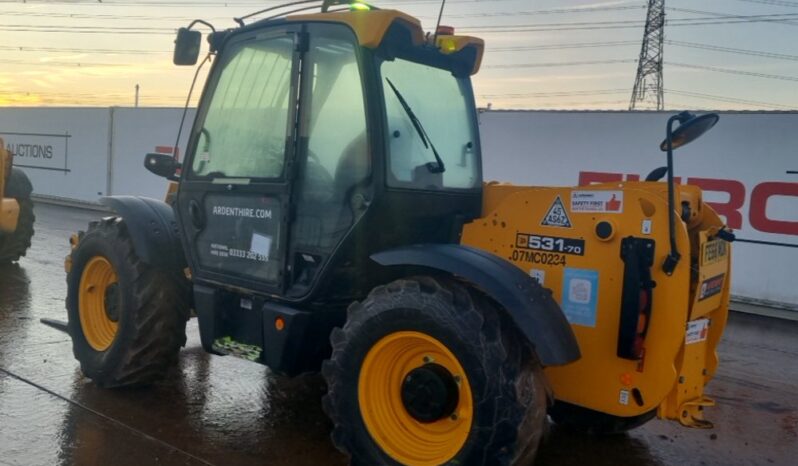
[0,108,110,203]
[109,107,196,200]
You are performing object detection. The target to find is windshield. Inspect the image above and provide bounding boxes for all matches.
[190,36,295,179]
[381,58,481,190]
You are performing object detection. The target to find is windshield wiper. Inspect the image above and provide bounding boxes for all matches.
[385,78,445,174]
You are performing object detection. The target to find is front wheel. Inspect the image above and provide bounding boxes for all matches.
[66,217,189,387]
[322,277,548,465]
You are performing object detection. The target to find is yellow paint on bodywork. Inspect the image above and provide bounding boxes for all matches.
[0,137,19,233]
[0,137,8,196]
[285,10,484,74]
[0,198,20,233]
[288,10,423,48]
[462,181,730,423]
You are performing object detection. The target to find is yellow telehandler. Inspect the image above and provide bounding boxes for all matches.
[62,2,733,464]
[0,137,35,263]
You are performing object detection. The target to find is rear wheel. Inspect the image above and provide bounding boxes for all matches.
[322,276,548,465]
[0,168,35,263]
[66,217,189,387]
[549,401,656,434]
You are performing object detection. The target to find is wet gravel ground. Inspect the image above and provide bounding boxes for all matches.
[0,202,796,466]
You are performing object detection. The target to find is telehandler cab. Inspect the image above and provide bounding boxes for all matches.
[0,138,34,264]
[63,1,733,464]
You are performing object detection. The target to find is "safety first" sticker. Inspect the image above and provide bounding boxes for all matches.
[685,318,710,345]
[571,190,624,213]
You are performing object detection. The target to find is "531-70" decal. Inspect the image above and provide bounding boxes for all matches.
[516,233,585,256]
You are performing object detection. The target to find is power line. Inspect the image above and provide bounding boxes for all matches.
[667,61,798,82]
[734,0,798,7]
[480,89,629,98]
[668,6,798,26]
[488,40,798,62]
[445,5,646,18]
[665,89,797,109]
[486,59,638,69]
[0,25,174,35]
[483,59,798,85]
[477,88,796,110]
[0,59,142,67]
[0,45,168,55]
[666,40,798,62]
[461,13,798,34]
[495,100,632,108]
[490,41,639,52]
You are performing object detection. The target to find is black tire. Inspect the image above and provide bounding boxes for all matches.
[548,401,656,435]
[0,168,35,263]
[322,276,548,466]
[66,217,190,388]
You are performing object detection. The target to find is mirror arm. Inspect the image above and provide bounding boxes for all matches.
[167,169,181,183]
[662,114,681,276]
[187,19,216,34]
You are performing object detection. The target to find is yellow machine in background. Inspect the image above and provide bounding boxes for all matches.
[463,179,730,430]
[0,138,35,263]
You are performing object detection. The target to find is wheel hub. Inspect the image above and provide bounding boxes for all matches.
[401,363,459,423]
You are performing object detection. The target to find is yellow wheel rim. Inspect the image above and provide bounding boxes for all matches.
[358,331,473,466]
[78,256,119,351]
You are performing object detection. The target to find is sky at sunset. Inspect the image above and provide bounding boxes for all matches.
[0,0,797,110]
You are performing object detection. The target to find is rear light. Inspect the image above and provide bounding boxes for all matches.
[436,25,455,36]
[617,237,656,361]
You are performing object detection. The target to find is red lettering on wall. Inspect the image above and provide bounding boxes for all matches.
[749,182,798,235]
[689,178,746,229]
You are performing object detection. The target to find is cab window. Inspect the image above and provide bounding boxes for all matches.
[381,58,480,190]
[190,35,295,179]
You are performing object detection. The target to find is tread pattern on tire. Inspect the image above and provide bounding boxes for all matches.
[66,217,190,388]
[0,169,35,263]
[322,276,548,466]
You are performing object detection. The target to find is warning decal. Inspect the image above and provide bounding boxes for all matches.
[541,196,572,228]
[699,274,725,301]
[686,318,710,344]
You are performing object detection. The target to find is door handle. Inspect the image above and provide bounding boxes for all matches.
[188,200,205,229]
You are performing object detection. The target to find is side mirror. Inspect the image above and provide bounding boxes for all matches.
[658,111,720,276]
[145,153,181,181]
[174,28,201,66]
[659,112,719,151]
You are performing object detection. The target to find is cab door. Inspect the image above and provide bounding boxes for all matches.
[176,26,301,294]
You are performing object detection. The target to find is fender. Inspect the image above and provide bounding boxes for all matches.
[372,243,581,366]
[100,196,186,270]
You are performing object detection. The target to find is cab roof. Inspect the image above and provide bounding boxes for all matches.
[280,9,484,75]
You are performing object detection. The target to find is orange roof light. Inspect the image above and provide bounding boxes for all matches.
[436,25,455,36]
